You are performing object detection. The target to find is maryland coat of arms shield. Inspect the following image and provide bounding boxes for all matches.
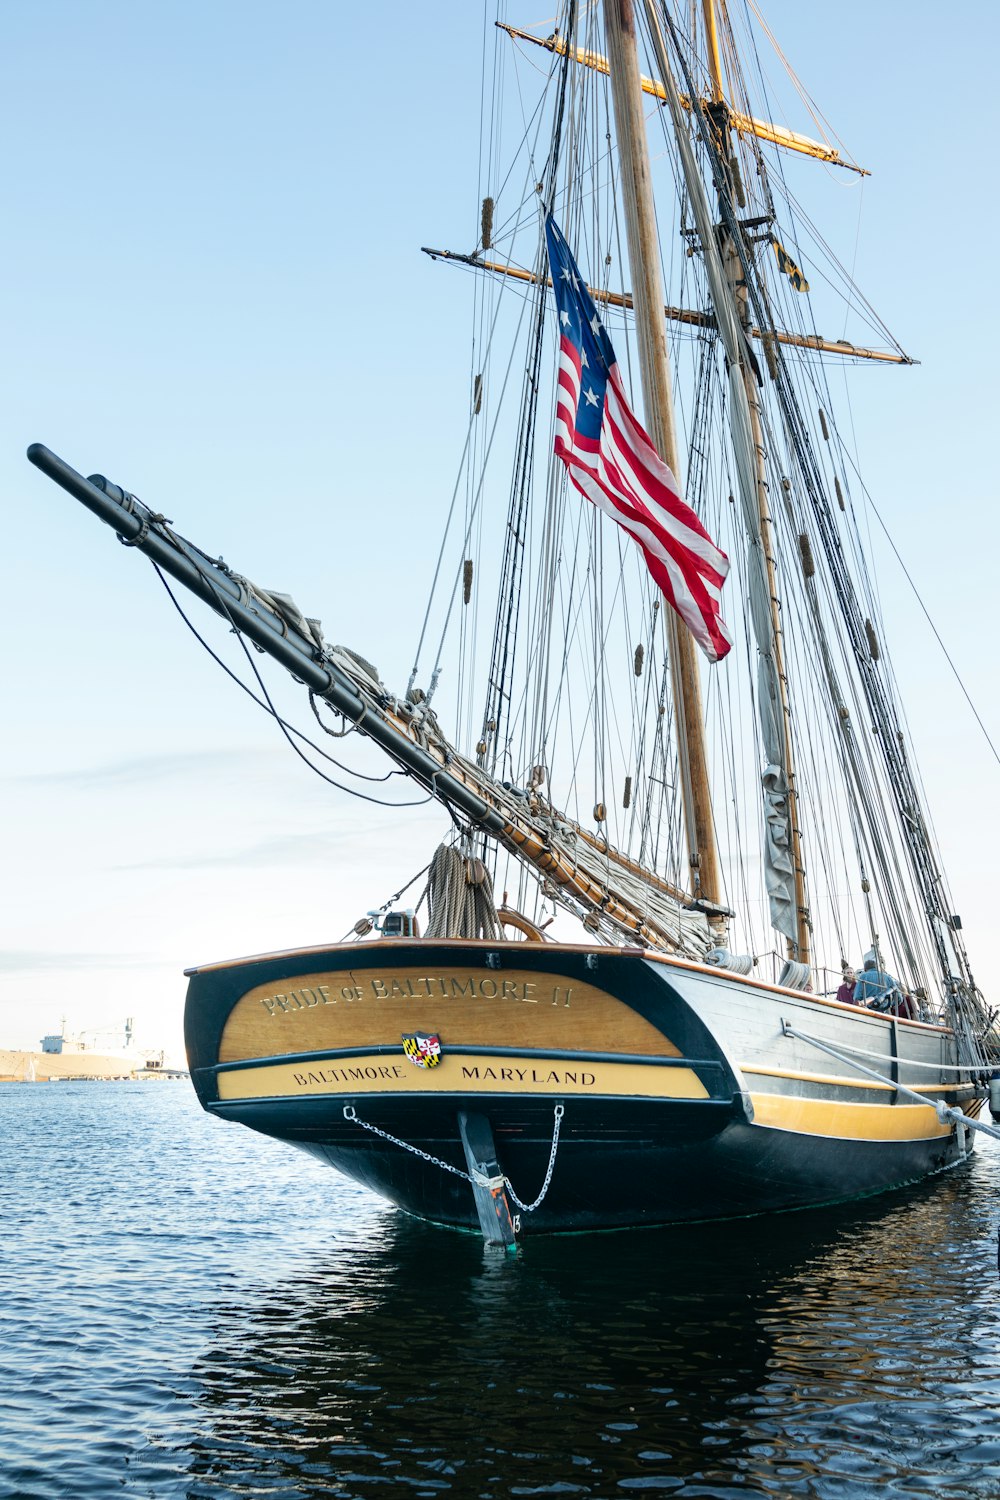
[402,1031,442,1069]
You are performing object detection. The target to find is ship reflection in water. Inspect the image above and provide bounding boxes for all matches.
[3,1085,999,1500]
[184,1173,1000,1498]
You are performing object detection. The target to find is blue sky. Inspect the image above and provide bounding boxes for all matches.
[2,2,998,1056]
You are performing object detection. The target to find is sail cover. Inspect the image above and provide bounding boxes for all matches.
[544,215,732,663]
[646,33,798,942]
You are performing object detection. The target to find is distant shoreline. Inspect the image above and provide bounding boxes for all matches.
[0,1048,188,1082]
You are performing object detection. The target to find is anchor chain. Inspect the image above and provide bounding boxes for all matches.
[342,1104,472,1181]
[342,1102,565,1212]
[503,1104,564,1212]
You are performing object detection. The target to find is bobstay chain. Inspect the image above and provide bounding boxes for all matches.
[342,1102,565,1215]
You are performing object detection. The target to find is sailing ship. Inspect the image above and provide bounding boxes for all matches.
[28,0,997,1240]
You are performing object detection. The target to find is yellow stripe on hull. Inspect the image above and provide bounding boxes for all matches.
[216,1053,710,1102]
[751,1091,954,1142]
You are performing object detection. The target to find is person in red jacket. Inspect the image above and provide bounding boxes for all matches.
[835,967,859,1005]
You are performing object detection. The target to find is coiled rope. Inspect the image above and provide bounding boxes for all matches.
[422,842,501,941]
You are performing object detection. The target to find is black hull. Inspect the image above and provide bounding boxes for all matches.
[212,1090,969,1232]
[186,939,977,1234]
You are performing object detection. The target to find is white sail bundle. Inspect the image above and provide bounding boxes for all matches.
[648,12,797,946]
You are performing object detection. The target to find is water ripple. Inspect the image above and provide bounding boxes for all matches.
[1,1083,999,1498]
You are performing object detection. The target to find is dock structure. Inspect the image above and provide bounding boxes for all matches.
[0,1049,188,1082]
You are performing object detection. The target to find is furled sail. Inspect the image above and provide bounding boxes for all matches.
[649,12,797,943]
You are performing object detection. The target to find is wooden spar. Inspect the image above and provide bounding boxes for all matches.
[701,0,725,105]
[690,1,812,964]
[420,247,914,366]
[386,706,703,931]
[28,444,700,955]
[603,0,721,908]
[498,23,869,176]
[372,708,699,939]
[573,824,723,911]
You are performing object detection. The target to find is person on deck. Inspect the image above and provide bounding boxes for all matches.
[836,968,859,1005]
[853,952,900,1010]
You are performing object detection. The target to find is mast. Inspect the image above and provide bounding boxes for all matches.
[701,0,724,103]
[698,0,811,963]
[603,0,721,908]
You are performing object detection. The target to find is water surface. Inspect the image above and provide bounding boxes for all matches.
[2,1082,998,1498]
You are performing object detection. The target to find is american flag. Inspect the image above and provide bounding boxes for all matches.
[545,215,732,663]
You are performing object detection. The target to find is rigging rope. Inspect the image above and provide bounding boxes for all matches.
[152,564,432,809]
[657,3,986,1033]
[781,1022,999,1137]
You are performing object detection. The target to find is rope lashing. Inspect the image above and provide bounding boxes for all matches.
[308,690,354,738]
[115,491,173,549]
[865,618,880,662]
[780,1022,1000,1141]
[798,533,815,578]
[118,514,150,547]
